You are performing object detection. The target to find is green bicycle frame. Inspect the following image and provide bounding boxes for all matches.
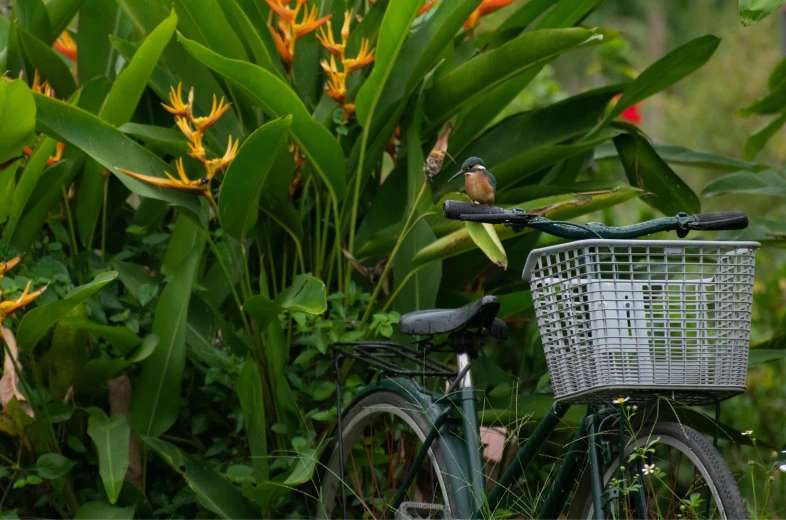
[362,376,606,520]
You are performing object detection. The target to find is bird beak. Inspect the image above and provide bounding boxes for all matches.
[448,170,464,182]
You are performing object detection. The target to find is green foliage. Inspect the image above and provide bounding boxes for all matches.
[0,0,775,517]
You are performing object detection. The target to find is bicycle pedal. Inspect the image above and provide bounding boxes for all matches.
[395,501,450,520]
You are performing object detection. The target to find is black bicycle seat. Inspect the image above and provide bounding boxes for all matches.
[398,295,507,339]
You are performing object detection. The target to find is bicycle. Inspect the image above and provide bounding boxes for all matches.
[317,200,757,519]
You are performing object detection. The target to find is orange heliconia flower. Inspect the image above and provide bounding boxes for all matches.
[267,0,331,70]
[118,83,238,203]
[31,71,55,98]
[419,1,438,16]
[464,0,516,29]
[0,279,47,322]
[317,10,375,120]
[53,31,77,61]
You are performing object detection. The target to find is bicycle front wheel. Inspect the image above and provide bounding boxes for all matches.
[316,390,457,519]
[568,422,746,519]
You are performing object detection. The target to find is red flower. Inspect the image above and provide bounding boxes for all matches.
[620,104,642,124]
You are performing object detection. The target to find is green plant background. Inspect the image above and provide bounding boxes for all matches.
[0,0,784,518]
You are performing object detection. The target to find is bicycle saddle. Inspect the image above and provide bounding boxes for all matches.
[398,295,507,339]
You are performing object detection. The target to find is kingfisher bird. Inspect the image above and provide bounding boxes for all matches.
[448,157,496,205]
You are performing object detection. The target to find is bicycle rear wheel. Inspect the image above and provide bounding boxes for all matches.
[568,422,746,519]
[317,390,457,519]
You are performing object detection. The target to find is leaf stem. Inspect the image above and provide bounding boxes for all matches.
[361,180,428,324]
[61,185,79,259]
[203,229,251,335]
[100,176,109,265]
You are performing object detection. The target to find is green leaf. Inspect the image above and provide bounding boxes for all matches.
[36,453,76,479]
[33,94,203,219]
[354,0,422,127]
[76,9,178,246]
[102,9,177,126]
[16,271,118,353]
[0,79,35,165]
[2,137,57,242]
[769,57,786,89]
[740,0,786,25]
[499,0,558,31]
[130,216,205,438]
[450,0,607,149]
[275,274,327,315]
[0,160,19,224]
[76,334,159,389]
[393,217,442,315]
[749,348,786,366]
[219,116,291,239]
[745,113,786,160]
[703,170,786,198]
[215,0,283,78]
[16,25,77,99]
[613,133,700,216]
[75,502,135,520]
[238,358,268,481]
[426,28,612,126]
[11,159,82,251]
[118,123,191,157]
[87,409,130,504]
[40,304,89,400]
[593,142,766,172]
[61,317,142,355]
[142,436,258,519]
[409,187,641,269]
[466,222,508,269]
[45,402,74,423]
[362,0,481,137]
[738,80,786,117]
[46,0,86,40]
[180,36,347,201]
[242,448,318,508]
[602,35,720,127]
[244,295,282,331]
[76,0,119,83]
[174,0,248,61]
[15,0,52,42]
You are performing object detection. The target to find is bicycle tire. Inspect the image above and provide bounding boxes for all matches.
[567,422,747,519]
[316,390,458,519]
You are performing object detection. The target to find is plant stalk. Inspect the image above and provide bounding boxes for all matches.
[361,180,428,324]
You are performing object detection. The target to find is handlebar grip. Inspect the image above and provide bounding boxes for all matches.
[443,201,506,219]
[688,212,748,231]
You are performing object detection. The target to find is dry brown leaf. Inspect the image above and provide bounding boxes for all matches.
[0,327,33,418]
[108,375,143,490]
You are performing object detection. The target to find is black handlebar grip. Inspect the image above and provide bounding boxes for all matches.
[689,212,749,231]
[443,200,506,219]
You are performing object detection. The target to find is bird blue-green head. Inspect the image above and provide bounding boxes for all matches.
[448,157,486,182]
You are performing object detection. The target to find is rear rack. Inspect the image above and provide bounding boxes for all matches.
[331,341,456,379]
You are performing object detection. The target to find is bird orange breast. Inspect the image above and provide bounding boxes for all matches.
[465,171,495,205]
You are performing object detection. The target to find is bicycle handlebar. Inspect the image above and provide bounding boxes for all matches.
[442,201,748,240]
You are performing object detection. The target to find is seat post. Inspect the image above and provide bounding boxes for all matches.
[456,353,473,388]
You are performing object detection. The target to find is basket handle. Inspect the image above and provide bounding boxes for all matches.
[687,212,748,231]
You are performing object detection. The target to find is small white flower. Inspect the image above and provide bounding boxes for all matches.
[642,463,656,475]
[612,397,630,405]
[741,430,753,436]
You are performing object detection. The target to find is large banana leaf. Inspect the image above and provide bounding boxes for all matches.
[600,35,720,128]
[354,0,421,127]
[219,116,291,240]
[180,36,347,201]
[76,9,178,245]
[33,94,204,219]
[426,28,614,127]
[614,133,701,216]
[142,436,258,518]
[130,215,205,438]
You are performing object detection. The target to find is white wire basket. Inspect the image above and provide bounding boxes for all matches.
[522,240,759,405]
